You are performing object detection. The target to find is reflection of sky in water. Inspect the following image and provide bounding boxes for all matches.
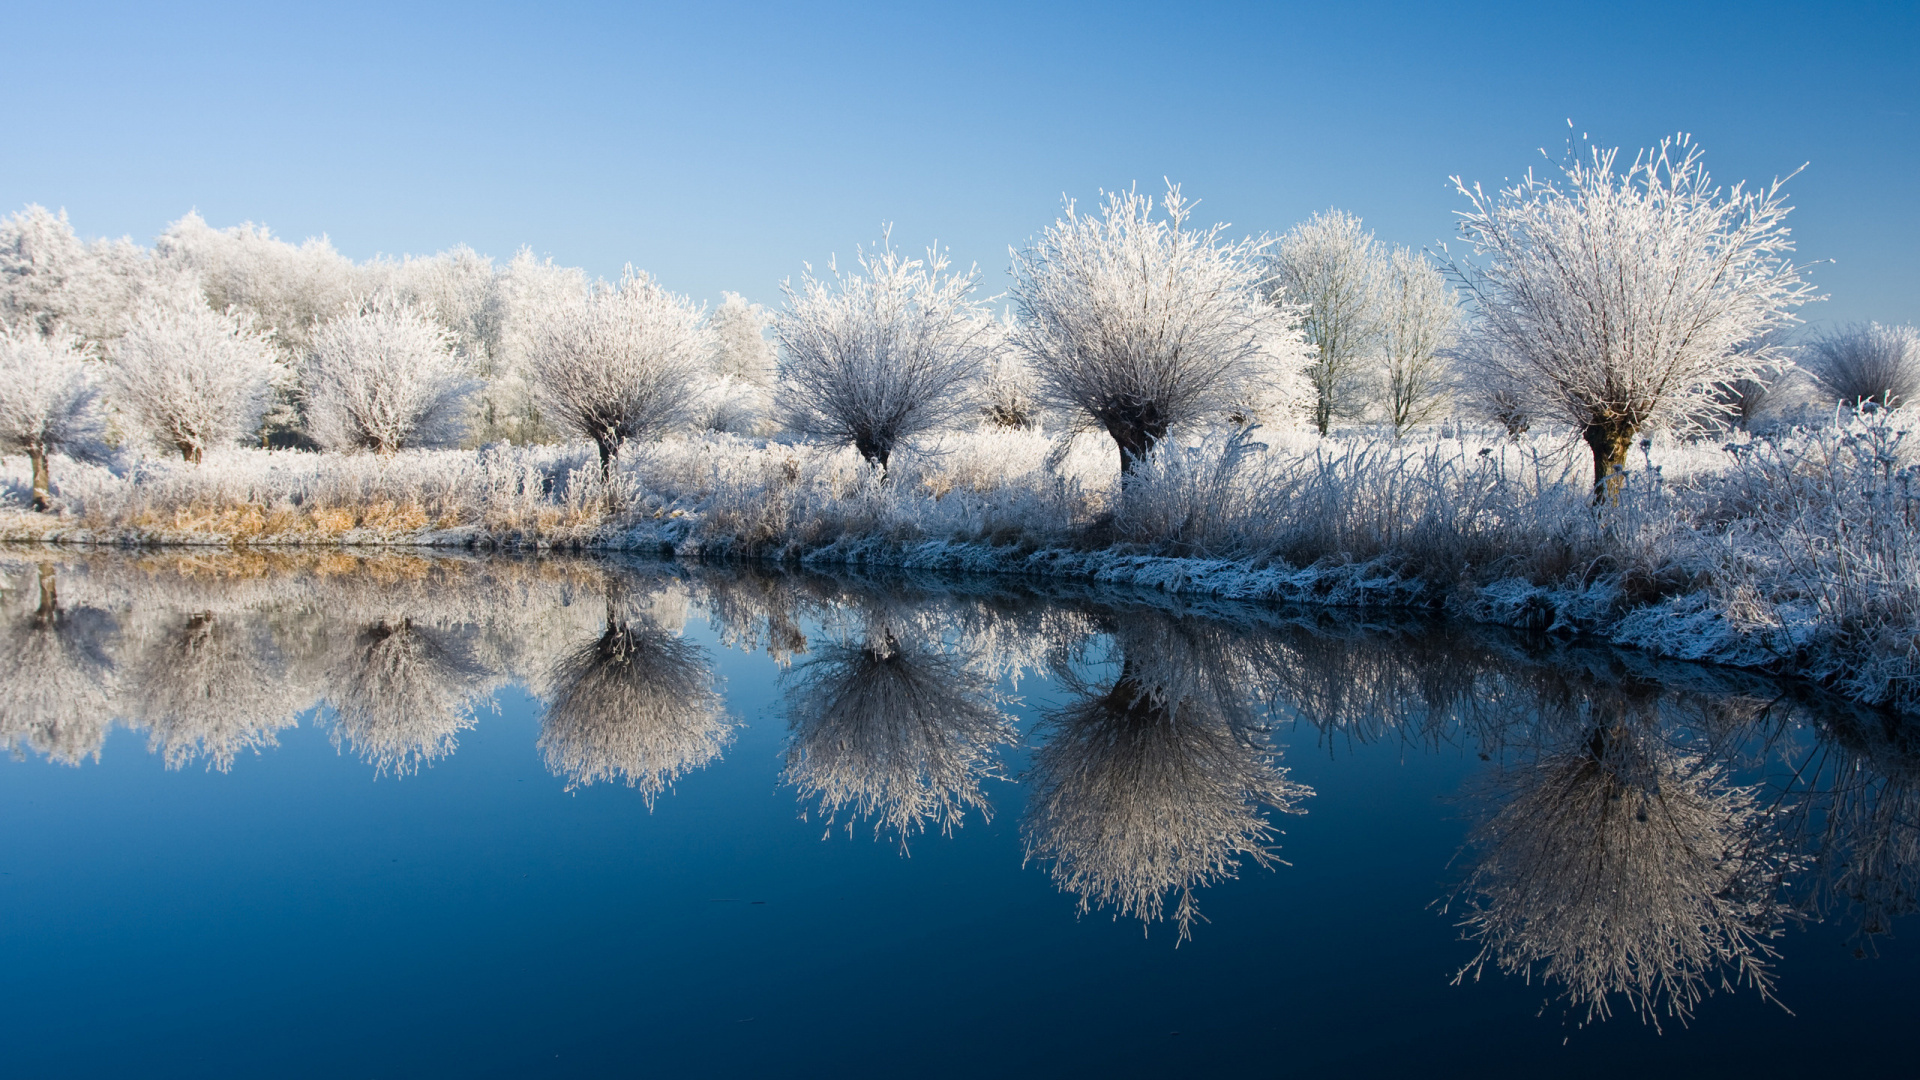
[0,552,1917,1076]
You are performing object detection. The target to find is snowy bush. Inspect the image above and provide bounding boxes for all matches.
[305,291,477,454]
[1450,135,1812,497]
[1011,184,1306,473]
[0,323,108,510]
[775,236,999,469]
[527,268,707,475]
[1803,322,1920,410]
[111,284,283,461]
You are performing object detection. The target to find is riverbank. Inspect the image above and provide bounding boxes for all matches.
[3,413,1915,712]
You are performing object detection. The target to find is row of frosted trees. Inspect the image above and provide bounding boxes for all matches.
[4,133,1915,509]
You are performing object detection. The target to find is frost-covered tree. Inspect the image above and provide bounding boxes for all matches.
[1267,210,1382,435]
[0,205,147,346]
[783,626,1017,848]
[1011,184,1303,473]
[111,285,283,461]
[700,291,777,434]
[0,324,108,510]
[776,237,998,469]
[1450,136,1812,498]
[489,248,589,444]
[980,347,1040,428]
[527,268,707,474]
[1803,322,1920,410]
[304,292,477,454]
[1375,247,1459,435]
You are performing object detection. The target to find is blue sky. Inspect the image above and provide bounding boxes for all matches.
[4,0,1914,324]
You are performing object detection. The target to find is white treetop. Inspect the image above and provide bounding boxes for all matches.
[1450,135,1813,493]
[1009,184,1304,472]
[304,292,477,454]
[111,284,284,461]
[1268,209,1382,435]
[0,323,107,510]
[0,205,147,346]
[775,236,998,469]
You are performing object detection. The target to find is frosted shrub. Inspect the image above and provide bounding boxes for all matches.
[1451,135,1812,498]
[1010,184,1305,474]
[111,285,283,461]
[0,323,108,510]
[305,292,477,454]
[776,237,999,469]
[1803,322,1920,410]
[527,268,708,475]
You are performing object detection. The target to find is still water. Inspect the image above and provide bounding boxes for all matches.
[1,550,1915,1077]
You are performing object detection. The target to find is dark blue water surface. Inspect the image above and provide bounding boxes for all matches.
[1,551,1914,1078]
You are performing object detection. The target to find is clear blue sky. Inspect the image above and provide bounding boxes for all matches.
[4,0,1914,324]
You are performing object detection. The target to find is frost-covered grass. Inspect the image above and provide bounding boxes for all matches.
[5,412,1920,712]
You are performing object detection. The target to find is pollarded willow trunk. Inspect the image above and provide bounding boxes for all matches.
[177,441,203,464]
[852,432,894,472]
[28,446,52,512]
[1102,400,1170,477]
[1583,422,1636,505]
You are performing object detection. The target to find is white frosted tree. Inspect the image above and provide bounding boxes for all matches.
[490,248,590,444]
[1267,209,1382,435]
[1010,184,1303,474]
[0,324,107,510]
[776,236,999,469]
[1450,135,1812,498]
[304,292,477,454]
[1375,247,1460,435]
[526,268,708,475]
[111,284,283,461]
[699,291,777,434]
[1803,322,1920,410]
[0,204,148,347]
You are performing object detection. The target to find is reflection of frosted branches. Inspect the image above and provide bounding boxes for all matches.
[326,618,487,776]
[0,564,116,764]
[783,630,1017,848]
[1451,721,1792,1031]
[132,612,303,770]
[1782,709,1920,951]
[1024,614,1311,942]
[538,608,730,804]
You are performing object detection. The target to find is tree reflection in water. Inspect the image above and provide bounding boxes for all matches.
[132,610,303,770]
[1022,611,1311,942]
[537,575,730,804]
[782,615,1017,848]
[0,562,116,764]
[326,616,489,776]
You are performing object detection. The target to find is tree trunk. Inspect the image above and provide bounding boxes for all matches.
[1103,403,1169,476]
[35,562,57,621]
[179,441,202,464]
[853,433,892,473]
[29,446,51,512]
[595,436,618,481]
[1583,422,1635,505]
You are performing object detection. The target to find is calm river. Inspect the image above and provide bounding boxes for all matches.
[1,550,1914,1077]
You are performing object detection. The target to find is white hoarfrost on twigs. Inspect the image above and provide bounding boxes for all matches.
[1009,183,1308,471]
[0,323,108,510]
[527,268,709,474]
[1449,134,1812,494]
[305,291,478,454]
[775,234,1000,470]
[111,282,284,462]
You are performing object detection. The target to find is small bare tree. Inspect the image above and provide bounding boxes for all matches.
[305,292,477,454]
[775,236,997,469]
[1268,209,1382,435]
[1450,135,1812,499]
[0,323,107,510]
[1376,247,1460,435]
[1803,322,1920,410]
[111,284,284,462]
[527,268,708,476]
[1011,185,1303,473]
